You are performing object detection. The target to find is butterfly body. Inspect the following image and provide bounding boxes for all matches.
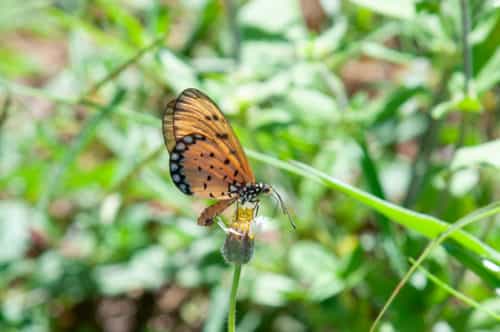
[163,88,275,226]
[238,182,271,204]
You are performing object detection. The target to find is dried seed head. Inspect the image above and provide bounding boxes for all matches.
[221,204,255,264]
[222,233,254,264]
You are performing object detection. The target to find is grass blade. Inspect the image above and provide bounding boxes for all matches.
[411,258,500,321]
[369,201,500,332]
[245,149,500,265]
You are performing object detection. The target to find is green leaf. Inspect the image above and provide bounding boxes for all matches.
[456,95,482,113]
[468,298,500,330]
[181,0,220,55]
[451,139,500,170]
[431,99,455,119]
[157,49,200,93]
[361,42,415,64]
[372,86,428,126]
[299,18,347,59]
[239,0,301,34]
[251,273,297,307]
[349,0,416,20]
[287,88,339,124]
[0,201,33,263]
[94,246,169,295]
[443,242,500,290]
[473,10,500,74]
[97,0,147,47]
[203,286,229,332]
[475,46,500,94]
[240,41,295,77]
[289,241,345,301]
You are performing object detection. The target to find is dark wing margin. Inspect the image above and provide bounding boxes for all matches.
[162,99,177,152]
[169,134,248,199]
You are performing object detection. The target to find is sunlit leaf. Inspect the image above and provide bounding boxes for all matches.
[452,140,500,170]
[350,0,416,20]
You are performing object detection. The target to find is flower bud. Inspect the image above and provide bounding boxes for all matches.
[222,233,254,264]
[221,205,255,264]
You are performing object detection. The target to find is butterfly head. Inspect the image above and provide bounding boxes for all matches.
[239,182,271,203]
[240,183,296,230]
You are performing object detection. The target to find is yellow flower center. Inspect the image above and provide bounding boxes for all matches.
[229,206,255,239]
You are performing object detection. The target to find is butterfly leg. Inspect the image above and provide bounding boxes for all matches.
[253,200,260,219]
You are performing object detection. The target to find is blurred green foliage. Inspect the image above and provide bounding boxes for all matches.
[0,0,499,331]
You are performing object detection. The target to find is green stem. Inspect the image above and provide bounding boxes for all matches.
[438,0,473,213]
[460,0,472,95]
[430,1,477,320]
[224,0,240,62]
[412,258,500,321]
[402,69,453,208]
[359,136,406,276]
[81,35,164,100]
[228,264,242,332]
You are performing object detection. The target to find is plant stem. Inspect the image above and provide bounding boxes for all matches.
[228,264,242,332]
[224,0,240,62]
[430,0,477,322]
[413,258,500,321]
[402,66,453,209]
[435,0,473,217]
[108,145,164,193]
[455,0,472,148]
[81,36,164,100]
[402,116,440,208]
[460,0,472,95]
[359,136,406,276]
[402,65,452,209]
[0,93,11,159]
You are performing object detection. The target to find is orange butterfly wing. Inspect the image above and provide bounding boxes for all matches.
[162,88,255,200]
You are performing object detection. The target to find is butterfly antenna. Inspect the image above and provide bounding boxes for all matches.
[271,188,296,230]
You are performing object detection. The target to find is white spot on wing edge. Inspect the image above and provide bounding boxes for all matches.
[176,142,186,150]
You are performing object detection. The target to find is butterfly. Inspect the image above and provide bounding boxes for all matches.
[162,88,293,227]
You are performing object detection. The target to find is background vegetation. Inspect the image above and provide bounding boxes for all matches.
[0,0,499,331]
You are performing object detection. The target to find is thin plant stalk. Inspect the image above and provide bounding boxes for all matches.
[430,0,479,320]
[228,264,242,332]
[460,0,472,95]
[224,0,240,62]
[81,35,164,100]
[436,0,474,216]
[411,258,500,321]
